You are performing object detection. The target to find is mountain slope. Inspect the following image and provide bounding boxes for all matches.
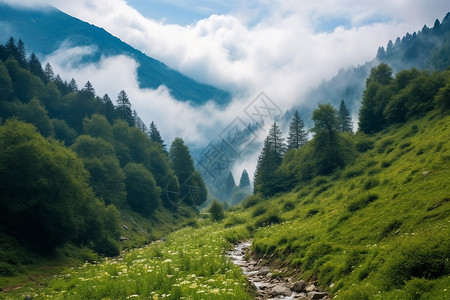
[0,2,230,105]
[286,12,450,127]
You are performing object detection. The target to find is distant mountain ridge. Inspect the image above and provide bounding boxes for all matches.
[286,12,450,127]
[0,2,231,105]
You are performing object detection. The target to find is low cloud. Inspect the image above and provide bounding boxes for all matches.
[8,0,449,180]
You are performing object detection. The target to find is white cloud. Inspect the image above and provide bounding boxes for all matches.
[6,0,448,181]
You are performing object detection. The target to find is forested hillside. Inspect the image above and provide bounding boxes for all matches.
[0,37,207,276]
[0,2,230,105]
[287,12,450,125]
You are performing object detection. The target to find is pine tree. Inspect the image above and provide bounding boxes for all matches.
[69,78,78,92]
[287,111,308,150]
[225,172,236,196]
[16,39,27,67]
[253,122,285,196]
[43,63,55,83]
[267,122,286,162]
[82,81,95,97]
[338,100,353,133]
[116,90,134,126]
[149,121,166,152]
[28,53,45,81]
[239,169,250,189]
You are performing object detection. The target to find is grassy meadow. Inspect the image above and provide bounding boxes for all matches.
[1,112,449,299]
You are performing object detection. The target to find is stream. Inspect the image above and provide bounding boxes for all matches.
[227,241,330,300]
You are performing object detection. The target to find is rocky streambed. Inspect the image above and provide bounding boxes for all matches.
[227,241,330,300]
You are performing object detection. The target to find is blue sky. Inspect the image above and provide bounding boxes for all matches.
[125,0,234,25]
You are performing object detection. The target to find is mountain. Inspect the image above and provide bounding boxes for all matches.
[0,2,231,105]
[285,12,450,128]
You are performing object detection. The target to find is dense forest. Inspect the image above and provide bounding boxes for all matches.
[0,37,207,270]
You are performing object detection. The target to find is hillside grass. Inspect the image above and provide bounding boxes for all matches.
[1,112,449,299]
[243,111,450,299]
[0,220,251,300]
[0,206,198,292]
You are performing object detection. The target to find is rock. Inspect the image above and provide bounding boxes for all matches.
[329,283,335,288]
[267,272,273,278]
[122,224,128,230]
[307,291,329,299]
[119,236,128,241]
[291,280,307,292]
[258,266,270,276]
[422,171,430,175]
[305,284,317,292]
[247,270,259,277]
[24,296,33,300]
[271,285,292,297]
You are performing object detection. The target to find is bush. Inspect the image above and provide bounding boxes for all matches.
[208,199,225,221]
[364,177,380,190]
[382,232,450,287]
[252,205,267,217]
[242,194,261,208]
[303,242,334,271]
[255,213,282,227]
[348,194,379,212]
[356,140,374,152]
[282,201,296,211]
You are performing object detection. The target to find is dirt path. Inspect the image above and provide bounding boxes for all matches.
[227,241,330,300]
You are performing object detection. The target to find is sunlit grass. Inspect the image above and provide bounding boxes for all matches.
[0,223,251,300]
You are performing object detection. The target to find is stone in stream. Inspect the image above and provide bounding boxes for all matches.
[291,280,307,292]
[270,285,292,297]
[258,266,270,276]
[305,284,317,292]
[307,291,329,299]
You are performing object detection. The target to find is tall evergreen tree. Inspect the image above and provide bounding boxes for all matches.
[169,137,207,206]
[239,169,250,189]
[43,63,55,83]
[16,39,27,68]
[116,90,134,126]
[149,121,166,152]
[338,100,353,133]
[69,78,78,92]
[287,111,308,150]
[101,94,116,123]
[82,81,95,98]
[253,122,285,196]
[225,172,236,196]
[28,53,45,81]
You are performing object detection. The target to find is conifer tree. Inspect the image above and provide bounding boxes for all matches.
[43,63,55,83]
[116,90,134,126]
[287,111,308,150]
[82,81,95,97]
[149,121,167,153]
[338,100,353,133]
[239,169,250,189]
[28,53,45,81]
[69,78,78,92]
[253,122,285,196]
[225,172,236,196]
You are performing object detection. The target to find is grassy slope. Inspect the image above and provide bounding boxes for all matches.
[1,112,448,300]
[240,111,450,299]
[0,205,198,291]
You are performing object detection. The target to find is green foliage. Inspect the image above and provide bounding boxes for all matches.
[348,193,379,212]
[123,163,161,216]
[208,199,225,221]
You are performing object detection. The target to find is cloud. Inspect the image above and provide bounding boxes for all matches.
[10,0,449,180]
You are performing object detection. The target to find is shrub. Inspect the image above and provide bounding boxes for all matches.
[282,201,296,211]
[255,213,282,227]
[382,232,450,287]
[348,194,379,212]
[242,194,261,208]
[364,177,380,190]
[303,242,334,271]
[379,219,402,240]
[208,199,225,221]
[252,205,267,217]
[356,140,374,152]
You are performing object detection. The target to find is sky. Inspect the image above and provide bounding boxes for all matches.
[3,0,450,180]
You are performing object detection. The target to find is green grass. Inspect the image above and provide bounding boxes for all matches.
[0,222,252,300]
[1,112,449,299]
[245,112,450,298]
